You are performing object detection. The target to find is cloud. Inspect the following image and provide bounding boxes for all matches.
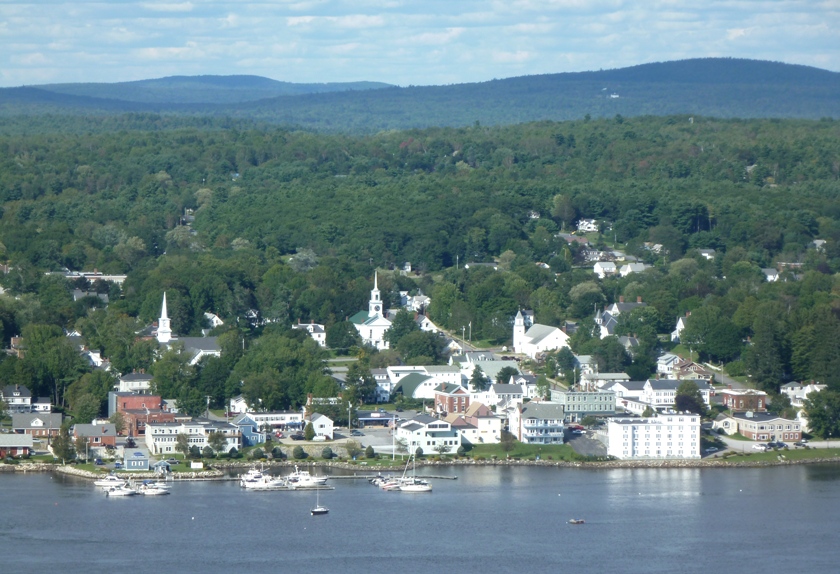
[139,2,194,12]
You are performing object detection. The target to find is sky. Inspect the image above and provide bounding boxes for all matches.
[1,1,839,88]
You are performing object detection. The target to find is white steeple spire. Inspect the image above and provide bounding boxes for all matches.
[369,271,382,316]
[157,291,172,343]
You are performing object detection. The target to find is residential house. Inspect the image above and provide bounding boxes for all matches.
[581,372,631,390]
[1,385,32,413]
[512,310,570,359]
[74,423,118,448]
[593,261,617,279]
[698,249,716,260]
[607,412,701,459]
[231,414,267,446]
[762,268,780,282]
[117,372,153,394]
[576,219,599,233]
[550,389,616,421]
[309,413,334,440]
[292,322,327,347]
[31,397,52,412]
[720,389,767,412]
[509,402,565,444]
[0,433,34,458]
[619,263,649,277]
[11,413,63,438]
[671,313,690,343]
[488,384,524,407]
[445,402,503,445]
[509,374,540,399]
[595,296,647,339]
[243,411,304,432]
[780,382,827,408]
[229,395,249,414]
[395,414,461,455]
[641,379,714,410]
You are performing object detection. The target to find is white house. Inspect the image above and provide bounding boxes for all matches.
[512,310,570,359]
[243,410,304,431]
[577,219,599,233]
[395,414,461,455]
[593,261,617,279]
[1,385,32,413]
[292,322,327,347]
[228,395,249,414]
[619,262,649,277]
[606,412,701,459]
[762,268,780,282]
[445,402,502,445]
[349,272,392,350]
[117,372,153,394]
[155,293,221,365]
[671,313,690,343]
[780,382,827,408]
[308,413,334,439]
[509,401,565,444]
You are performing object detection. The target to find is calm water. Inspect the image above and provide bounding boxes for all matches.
[2,464,839,573]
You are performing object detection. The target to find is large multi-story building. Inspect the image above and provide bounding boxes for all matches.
[606,412,701,459]
[509,402,566,444]
[550,389,616,421]
[145,419,241,455]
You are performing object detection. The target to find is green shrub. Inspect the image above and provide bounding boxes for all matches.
[292,446,306,460]
[321,447,334,460]
[251,448,265,460]
[365,445,375,459]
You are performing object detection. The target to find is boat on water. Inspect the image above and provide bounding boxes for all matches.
[310,489,329,516]
[94,474,126,488]
[137,480,171,495]
[397,454,432,493]
[568,519,585,525]
[240,466,289,490]
[104,485,137,497]
[285,465,328,488]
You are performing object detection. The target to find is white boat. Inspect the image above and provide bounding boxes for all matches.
[94,474,126,488]
[239,466,266,487]
[137,480,171,495]
[285,465,328,488]
[240,466,289,491]
[104,485,137,497]
[398,454,432,493]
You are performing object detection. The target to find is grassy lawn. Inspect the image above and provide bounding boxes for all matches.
[469,442,583,461]
[727,432,751,441]
[720,447,840,463]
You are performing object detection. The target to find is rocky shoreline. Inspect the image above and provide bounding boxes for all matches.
[3,454,840,479]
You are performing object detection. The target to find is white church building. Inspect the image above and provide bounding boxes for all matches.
[155,293,221,365]
[349,272,392,350]
[512,310,570,359]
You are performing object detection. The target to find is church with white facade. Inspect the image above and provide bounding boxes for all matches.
[512,310,570,359]
[155,292,221,365]
[349,272,392,350]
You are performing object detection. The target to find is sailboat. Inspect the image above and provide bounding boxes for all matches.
[399,453,432,493]
[310,488,329,515]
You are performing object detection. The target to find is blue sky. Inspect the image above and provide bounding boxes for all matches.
[2,1,838,87]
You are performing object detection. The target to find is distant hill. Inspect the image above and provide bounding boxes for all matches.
[36,75,393,104]
[1,59,838,133]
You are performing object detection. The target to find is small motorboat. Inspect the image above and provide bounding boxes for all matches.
[94,474,126,488]
[104,485,137,497]
[568,519,585,525]
[137,481,171,495]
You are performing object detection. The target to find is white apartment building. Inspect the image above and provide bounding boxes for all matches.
[607,412,700,459]
[145,419,241,455]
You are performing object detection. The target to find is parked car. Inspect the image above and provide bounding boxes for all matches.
[94,458,104,465]
[704,447,719,454]
[776,442,788,448]
[794,442,807,447]
[114,462,123,469]
[165,458,179,465]
[312,435,327,442]
[395,407,403,412]
[752,444,768,451]
[350,430,364,436]
[290,433,305,441]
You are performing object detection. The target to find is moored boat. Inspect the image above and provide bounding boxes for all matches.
[568,519,585,525]
[94,474,126,488]
[104,485,137,497]
[285,465,328,488]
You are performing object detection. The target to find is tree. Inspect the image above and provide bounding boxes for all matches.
[396,330,444,364]
[325,321,362,354]
[202,446,214,458]
[536,375,551,400]
[803,389,840,439]
[344,439,363,460]
[74,435,89,462]
[72,393,101,424]
[175,433,190,458]
[470,366,489,392]
[321,447,333,460]
[385,309,419,347]
[433,443,451,457]
[51,425,75,463]
[364,445,375,459]
[496,366,519,385]
[500,430,516,452]
[304,421,316,441]
[642,406,655,417]
[207,431,228,456]
[344,363,378,404]
[675,380,706,415]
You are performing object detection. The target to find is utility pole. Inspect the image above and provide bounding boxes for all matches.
[205,396,211,418]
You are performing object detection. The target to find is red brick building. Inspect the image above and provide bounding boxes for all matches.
[434,383,470,415]
[720,389,767,412]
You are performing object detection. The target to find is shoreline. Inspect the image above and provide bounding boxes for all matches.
[4,454,840,480]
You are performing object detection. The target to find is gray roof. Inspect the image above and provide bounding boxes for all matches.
[733,412,796,423]
[120,372,153,381]
[519,402,565,419]
[12,413,63,429]
[492,384,523,394]
[525,323,562,345]
[0,434,34,448]
[2,385,31,398]
[74,423,117,437]
[603,380,647,391]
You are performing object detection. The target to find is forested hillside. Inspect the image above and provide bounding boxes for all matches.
[1,114,839,425]
[2,59,838,133]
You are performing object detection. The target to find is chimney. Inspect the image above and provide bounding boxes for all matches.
[619,296,624,303]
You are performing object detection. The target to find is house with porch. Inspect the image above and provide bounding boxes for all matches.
[509,402,566,444]
[444,402,502,445]
[550,389,616,422]
[395,414,461,455]
[11,413,63,438]
[1,385,32,413]
[714,412,802,442]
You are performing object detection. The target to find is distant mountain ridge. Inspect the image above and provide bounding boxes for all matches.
[2,58,838,133]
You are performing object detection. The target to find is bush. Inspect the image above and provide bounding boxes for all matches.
[251,448,265,460]
[202,446,214,458]
[228,447,241,459]
[292,446,306,460]
[725,360,746,377]
[415,447,424,458]
[271,446,284,459]
[189,446,201,458]
[456,445,467,457]
[321,447,334,460]
[365,445,375,459]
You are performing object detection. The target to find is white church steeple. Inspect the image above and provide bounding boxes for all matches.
[157,292,173,343]
[369,271,382,316]
[513,309,526,353]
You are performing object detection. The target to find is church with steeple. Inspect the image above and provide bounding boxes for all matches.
[513,309,570,360]
[348,272,392,350]
[154,292,221,364]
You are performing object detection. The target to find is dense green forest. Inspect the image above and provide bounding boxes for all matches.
[2,59,839,134]
[1,113,839,428]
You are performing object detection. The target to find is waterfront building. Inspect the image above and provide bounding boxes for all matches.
[509,402,565,444]
[607,412,701,459]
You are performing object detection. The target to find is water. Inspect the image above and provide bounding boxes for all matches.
[2,464,839,573]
